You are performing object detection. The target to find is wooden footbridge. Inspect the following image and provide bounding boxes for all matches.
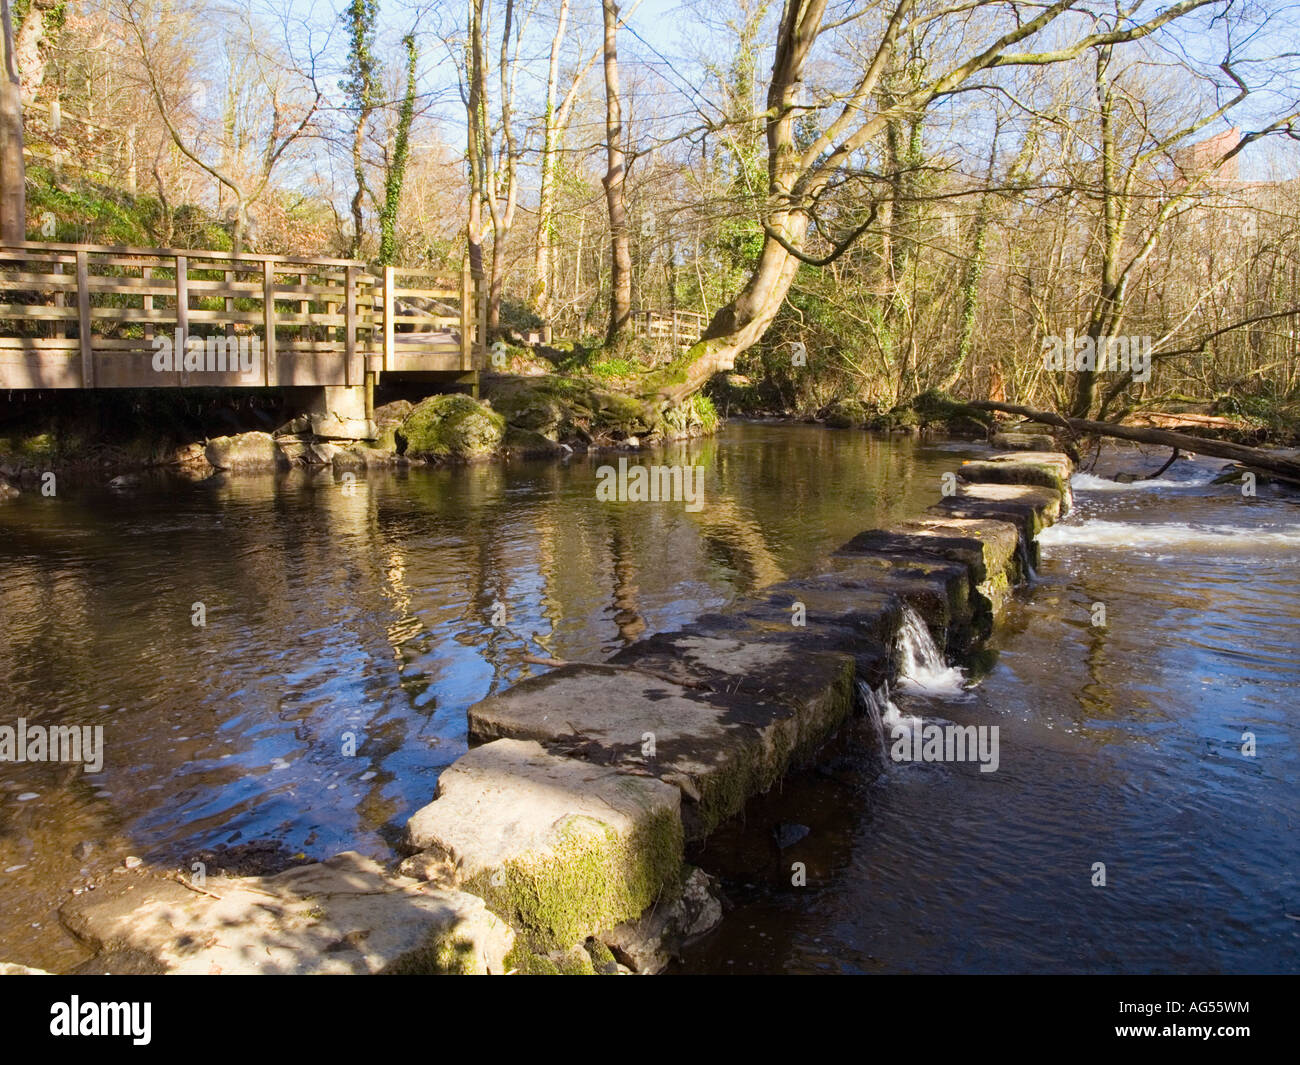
[0,241,486,391]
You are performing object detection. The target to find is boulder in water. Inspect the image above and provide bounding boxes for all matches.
[397,394,505,461]
[205,431,286,471]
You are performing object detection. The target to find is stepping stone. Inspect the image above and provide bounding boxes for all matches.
[657,608,896,689]
[466,652,855,840]
[929,482,1063,544]
[838,517,1024,615]
[403,738,683,950]
[60,851,514,974]
[959,452,1073,511]
[991,431,1057,451]
[817,553,976,650]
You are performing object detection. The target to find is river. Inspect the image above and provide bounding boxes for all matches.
[1,423,1296,973]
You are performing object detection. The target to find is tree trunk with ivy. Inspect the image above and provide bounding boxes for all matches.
[377,35,417,267]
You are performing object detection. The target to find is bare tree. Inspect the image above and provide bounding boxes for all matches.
[661,0,1235,401]
[602,0,632,348]
[121,0,323,252]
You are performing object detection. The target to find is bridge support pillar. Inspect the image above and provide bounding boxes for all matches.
[309,385,377,441]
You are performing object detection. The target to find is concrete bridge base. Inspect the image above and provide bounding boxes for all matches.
[309,385,377,441]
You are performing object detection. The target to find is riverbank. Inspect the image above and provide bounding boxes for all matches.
[0,373,724,494]
[10,442,1074,973]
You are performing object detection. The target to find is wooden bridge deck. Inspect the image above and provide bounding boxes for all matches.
[0,242,486,389]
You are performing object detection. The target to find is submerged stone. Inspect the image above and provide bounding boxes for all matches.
[597,866,723,973]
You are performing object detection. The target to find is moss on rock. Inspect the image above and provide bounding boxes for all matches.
[907,389,994,433]
[824,399,871,429]
[463,806,683,952]
[397,394,505,460]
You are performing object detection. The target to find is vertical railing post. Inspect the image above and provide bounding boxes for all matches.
[223,262,234,339]
[460,259,472,371]
[263,259,277,386]
[175,255,188,386]
[297,272,309,344]
[142,264,153,345]
[345,265,357,386]
[384,265,396,373]
[75,250,93,387]
[53,260,66,340]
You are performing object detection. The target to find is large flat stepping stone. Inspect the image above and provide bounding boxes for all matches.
[610,630,863,739]
[654,608,895,688]
[817,552,976,649]
[929,482,1063,543]
[403,738,683,949]
[959,452,1073,511]
[838,516,1024,614]
[466,655,855,840]
[60,851,514,974]
[991,431,1057,451]
[686,569,961,686]
[735,578,900,644]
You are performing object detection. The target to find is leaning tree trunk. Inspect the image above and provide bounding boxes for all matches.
[657,215,808,402]
[649,0,820,404]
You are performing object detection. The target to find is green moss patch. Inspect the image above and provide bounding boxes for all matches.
[397,394,505,460]
[465,807,683,952]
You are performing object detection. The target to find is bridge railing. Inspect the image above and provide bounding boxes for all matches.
[0,242,483,388]
[377,262,484,374]
[632,308,706,346]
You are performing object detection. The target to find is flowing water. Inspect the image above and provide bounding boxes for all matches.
[676,449,1300,973]
[895,604,969,697]
[0,423,977,971]
[2,427,1296,973]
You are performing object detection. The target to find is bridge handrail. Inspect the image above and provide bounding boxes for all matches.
[0,242,486,386]
[0,239,368,269]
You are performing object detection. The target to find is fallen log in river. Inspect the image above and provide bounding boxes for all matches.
[968,401,1300,484]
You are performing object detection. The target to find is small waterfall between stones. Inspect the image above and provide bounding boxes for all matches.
[896,605,968,697]
[855,678,900,759]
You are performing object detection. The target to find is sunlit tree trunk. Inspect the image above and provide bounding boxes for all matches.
[533,0,571,321]
[602,0,632,348]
